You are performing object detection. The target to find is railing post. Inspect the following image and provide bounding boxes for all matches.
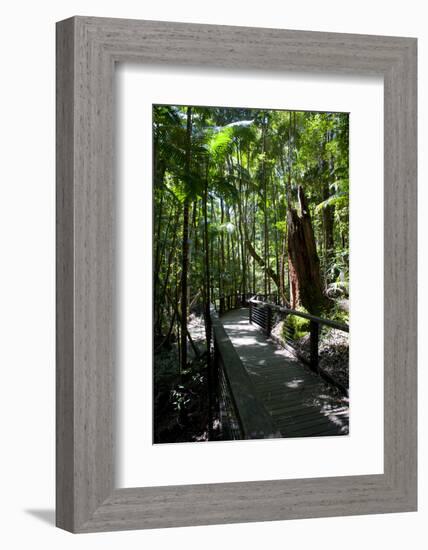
[219,296,225,316]
[310,320,319,371]
[266,305,272,336]
[212,336,220,422]
[249,301,253,324]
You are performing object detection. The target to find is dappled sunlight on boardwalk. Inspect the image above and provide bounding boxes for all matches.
[220,307,349,438]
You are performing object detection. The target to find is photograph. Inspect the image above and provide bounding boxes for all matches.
[153,104,350,443]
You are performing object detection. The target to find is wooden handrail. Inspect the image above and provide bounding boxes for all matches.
[249,298,349,332]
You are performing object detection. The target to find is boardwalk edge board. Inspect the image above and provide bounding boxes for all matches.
[56,16,417,532]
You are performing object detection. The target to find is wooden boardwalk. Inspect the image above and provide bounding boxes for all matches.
[220,308,349,438]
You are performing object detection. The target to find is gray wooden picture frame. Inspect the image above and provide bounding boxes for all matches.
[56,16,417,533]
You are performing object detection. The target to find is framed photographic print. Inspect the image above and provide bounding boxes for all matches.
[56,16,417,532]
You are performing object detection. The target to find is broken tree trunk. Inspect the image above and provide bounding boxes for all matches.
[287,185,329,315]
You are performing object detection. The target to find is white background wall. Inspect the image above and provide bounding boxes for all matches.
[0,1,425,548]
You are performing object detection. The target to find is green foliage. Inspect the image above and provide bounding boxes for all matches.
[153,102,349,352]
[284,307,311,340]
[288,315,310,339]
[210,175,239,201]
[325,249,349,286]
[208,126,234,159]
[275,220,287,233]
[315,191,347,213]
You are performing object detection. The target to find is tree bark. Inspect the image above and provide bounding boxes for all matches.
[287,185,329,315]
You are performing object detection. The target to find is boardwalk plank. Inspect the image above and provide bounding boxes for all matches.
[269,405,326,421]
[255,381,323,396]
[276,413,338,431]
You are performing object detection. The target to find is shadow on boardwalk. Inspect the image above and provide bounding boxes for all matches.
[220,308,349,438]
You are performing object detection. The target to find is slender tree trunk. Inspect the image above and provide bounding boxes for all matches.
[226,205,231,298]
[180,202,189,367]
[174,246,181,372]
[153,177,165,276]
[231,213,237,296]
[210,195,215,302]
[180,106,192,371]
[237,146,246,298]
[220,198,225,302]
[321,126,335,281]
[262,115,268,296]
[278,156,287,305]
[252,195,256,293]
[232,203,242,295]
[202,169,213,438]
[272,174,279,298]
[279,235,287,305]
[153,164,166,335]
[187,199,198,308]
[157,206,180,333]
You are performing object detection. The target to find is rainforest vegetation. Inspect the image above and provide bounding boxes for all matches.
[153,105,349,443]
